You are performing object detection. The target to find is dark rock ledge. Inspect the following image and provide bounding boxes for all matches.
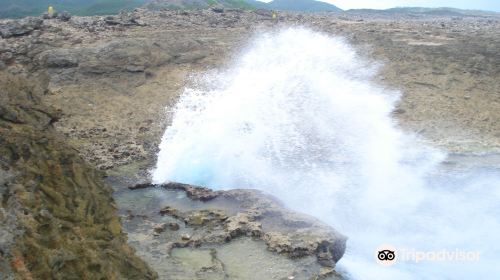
[130,182,347,272]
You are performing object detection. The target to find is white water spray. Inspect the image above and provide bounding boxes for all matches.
[153,28,500,279]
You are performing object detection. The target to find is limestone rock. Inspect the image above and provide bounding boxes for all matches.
[0,73,157,279]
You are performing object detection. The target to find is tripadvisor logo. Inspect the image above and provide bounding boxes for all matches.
[375,244,481,266]
[375,244,397,266]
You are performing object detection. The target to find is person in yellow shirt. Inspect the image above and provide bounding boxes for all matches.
[48,6,54,16]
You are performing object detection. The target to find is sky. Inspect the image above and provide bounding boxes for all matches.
[258,0,500,12]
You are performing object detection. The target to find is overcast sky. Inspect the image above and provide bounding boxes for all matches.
[258,0,500,12]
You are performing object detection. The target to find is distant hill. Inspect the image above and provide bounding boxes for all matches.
[0,0,343,18]
[267,0,341,12]
[348,7,498,16]
[0,0,147,18]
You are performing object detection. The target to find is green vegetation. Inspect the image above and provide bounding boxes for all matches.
[0,0,147,18]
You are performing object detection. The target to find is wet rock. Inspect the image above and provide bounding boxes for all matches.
[130,184,346,278]
[141,183,347,271]
[153,223,167,234]
[132,182,221,201]
[185,212,209,226]
[226,213,262,237]
[159,206,183,219]
[169,222,180,231]
[167,183,220,201]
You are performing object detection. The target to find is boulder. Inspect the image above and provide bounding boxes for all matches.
[0,18,42,38]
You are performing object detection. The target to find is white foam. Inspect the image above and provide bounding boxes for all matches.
[152,28,500,279]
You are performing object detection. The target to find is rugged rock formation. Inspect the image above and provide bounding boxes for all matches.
[121,182,346,279]
[0,72,156,279]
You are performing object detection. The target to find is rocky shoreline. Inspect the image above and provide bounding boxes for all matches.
[1,7,499,280]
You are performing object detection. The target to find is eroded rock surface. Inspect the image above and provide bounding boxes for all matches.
[116,182,346,279]
[0,72,156,279]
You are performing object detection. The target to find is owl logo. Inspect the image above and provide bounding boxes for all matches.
[375,244,397,266]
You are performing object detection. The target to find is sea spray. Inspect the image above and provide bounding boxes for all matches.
[152,28,500,279]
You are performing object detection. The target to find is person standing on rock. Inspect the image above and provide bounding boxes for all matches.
[48,6,55,17]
